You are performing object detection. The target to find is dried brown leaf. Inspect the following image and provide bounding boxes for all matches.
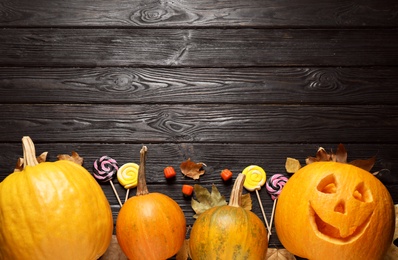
[334,143,347,163]
[349,156,376,172]
[191,184,227,218]
[57,151,83,166]
[266,248,296,260]
[285,157,301,173]
[180,158,206,179]
[176,239,190,260]
[241,193,252,211]
[14,158,24,172]
[37,152,48,163]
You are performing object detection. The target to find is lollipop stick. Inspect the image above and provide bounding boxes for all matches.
[110,181,123,207]
[125,188,130,203]
[269,198,277,232]
[255,190,271,234]
[267,198,277,240]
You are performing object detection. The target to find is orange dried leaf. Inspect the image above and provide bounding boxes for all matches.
[266,248,296,260]
[180,158,206,180]
[57,151,83,166]
[285,157,301,173]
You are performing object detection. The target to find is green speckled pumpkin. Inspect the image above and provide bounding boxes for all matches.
[189,174,268,260]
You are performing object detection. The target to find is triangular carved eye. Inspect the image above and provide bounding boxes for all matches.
[317,174,337,194]
[353,182,373,203]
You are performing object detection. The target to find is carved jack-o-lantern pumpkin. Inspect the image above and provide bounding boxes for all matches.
[275,161,395,260]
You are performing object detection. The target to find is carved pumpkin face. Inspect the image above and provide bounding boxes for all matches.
[275,162,395,260]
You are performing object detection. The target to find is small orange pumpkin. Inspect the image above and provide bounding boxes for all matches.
[189,173,268,259]
[275,161,395,260]
[0,136,113,260]
[116,146,186,260]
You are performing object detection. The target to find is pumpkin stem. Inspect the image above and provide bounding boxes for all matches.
[228,173,246,207]
[136,145,149,196]
[22,136,39,168]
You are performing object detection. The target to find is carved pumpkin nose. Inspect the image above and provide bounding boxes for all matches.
[334,200,345,214]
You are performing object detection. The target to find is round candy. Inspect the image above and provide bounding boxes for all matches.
[242,165,266,191]
[266,173,288,200]
[117,162,139,189]
[93,155,119,182]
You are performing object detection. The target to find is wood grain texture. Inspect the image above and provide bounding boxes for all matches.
[0,104,396,143]
[3,67,398,105]
[1,0,398,258]
[0,0,397,28]
[1,29,397,67]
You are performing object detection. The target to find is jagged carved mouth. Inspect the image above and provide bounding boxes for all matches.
[309,205,372,243]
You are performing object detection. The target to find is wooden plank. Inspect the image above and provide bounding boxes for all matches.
[3,67,398,105]
[0,0,397,28]
[1,29,397,67]
[1,104,397,144]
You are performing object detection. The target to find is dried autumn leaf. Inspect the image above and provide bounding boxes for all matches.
[306,147,331,164]
[57,151,83,166]
[14,158,24,172]
[241,193,252,211]
[333,143,347,163]
[176,239,190,260]
[266,248,296,260]
[180,158,206,179]
[191,184,227,218]
[285,157,301,173]
[349,156,376,172]
[37,151,48,163]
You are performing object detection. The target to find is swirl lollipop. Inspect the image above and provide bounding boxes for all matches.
[117,162,139,202]
[242,165,271,233]
[266,173,288,237]
[93,155,122,207]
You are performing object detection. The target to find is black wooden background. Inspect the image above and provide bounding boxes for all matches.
[0,0,398,258]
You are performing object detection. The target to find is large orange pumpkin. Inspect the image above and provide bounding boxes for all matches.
[0,136,113,260]
[189,173,268,259]
[116,146,186,260]
[275,161,395,260]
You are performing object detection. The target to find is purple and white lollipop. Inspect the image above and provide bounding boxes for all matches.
[266,173,289,238]
[266,173,288,200]
[93,155,122,207]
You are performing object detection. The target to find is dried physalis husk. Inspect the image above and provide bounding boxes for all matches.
[180,158,206,179]
[285,157,301,173]
[57,151,83,166]
[266,248,296,260]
